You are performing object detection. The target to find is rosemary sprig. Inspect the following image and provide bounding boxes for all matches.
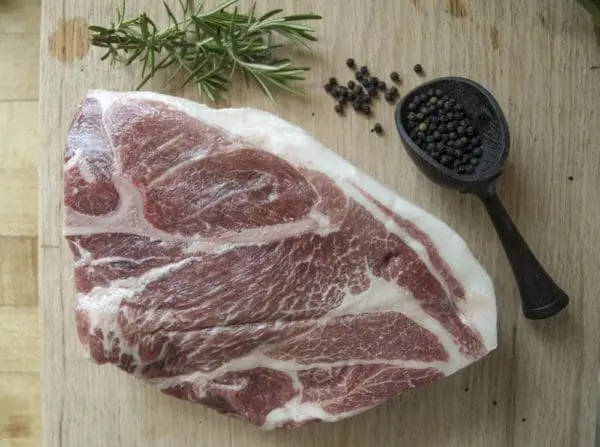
[89,0,322,101]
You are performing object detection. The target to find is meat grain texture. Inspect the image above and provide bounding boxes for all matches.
[63,90,497,429]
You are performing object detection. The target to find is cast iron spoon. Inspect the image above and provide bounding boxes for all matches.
[394,76,569,320]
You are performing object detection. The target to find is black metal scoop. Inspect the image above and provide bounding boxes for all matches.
[395,76,569,320]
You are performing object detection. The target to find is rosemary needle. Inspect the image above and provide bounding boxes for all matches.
[89,0,322,101]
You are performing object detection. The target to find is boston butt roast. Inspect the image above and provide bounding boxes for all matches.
[63,90,497,429]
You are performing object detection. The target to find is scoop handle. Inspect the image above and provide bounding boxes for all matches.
[476,186,569,319]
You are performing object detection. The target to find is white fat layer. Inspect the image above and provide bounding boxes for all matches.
[68,89,498,428]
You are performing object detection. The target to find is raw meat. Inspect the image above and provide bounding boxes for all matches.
[63,90,497,429]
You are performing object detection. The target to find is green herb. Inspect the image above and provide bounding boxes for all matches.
[89,0,322,101]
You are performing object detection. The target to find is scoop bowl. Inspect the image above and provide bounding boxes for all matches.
[394,77,569,320]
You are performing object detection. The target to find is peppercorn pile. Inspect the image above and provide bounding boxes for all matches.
[405,88,483,174]
[323,59,408,135]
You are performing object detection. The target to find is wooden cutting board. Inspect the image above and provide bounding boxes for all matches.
[39,1,600,446]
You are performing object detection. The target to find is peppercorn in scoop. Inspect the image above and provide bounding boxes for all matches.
[405,88,484,174]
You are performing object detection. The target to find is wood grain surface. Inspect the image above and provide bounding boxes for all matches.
[0,1,42,446]
[39,1,600,446]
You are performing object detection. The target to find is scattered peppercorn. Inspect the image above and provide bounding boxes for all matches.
[413,64,424,75]
[329,77,338,85]
[378,81,387,91]
[346,58,356,69]
[373,123,383,134]
[568,175,574,181]
[360,65,369,75]
[347,80,356,89]
[334,104,344,114]
[390,71,401,82]
[324,83,333,93]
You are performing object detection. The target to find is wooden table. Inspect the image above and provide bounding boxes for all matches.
[39,1,600,446]
[0,1,42,446]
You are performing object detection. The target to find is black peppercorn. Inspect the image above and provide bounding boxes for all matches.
[472,147,483,157]
[373,123,383,134]
[334,104,344,114]
[332,87,341,99]
[348,92,356,102]
[416,113,424,120]
[353,103,361,112]
[378,81,387,91]
[469,157,479,165]
[440,155,452,166]
[431,151,441,160]
[346,58,356,69]
[347,80,356,89]
[390,71,401,82]
[324,83,333,93]
[408,102,417,111]
[465,165,475,174]
[361,104,371,115]
[435,89,443,97]
[466,126,474,137]
[389,86,399,97]
[413,64,424,75]
[355,71,364,81]
[353,85,363,95]
[329,77,338,86]
[360,65,369,75]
